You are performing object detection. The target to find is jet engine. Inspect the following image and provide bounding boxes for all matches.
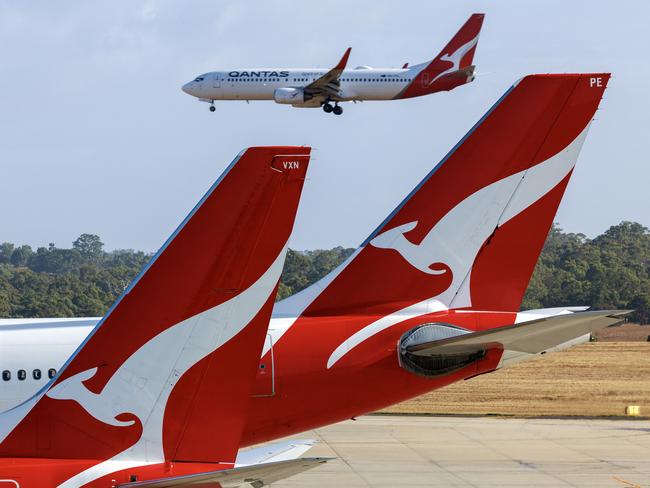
[274,87,306,104]
[398,323,485,378]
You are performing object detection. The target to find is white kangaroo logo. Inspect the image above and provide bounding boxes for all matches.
[370,221,449,275]
[47,367,135,427]
[429,34,479,85]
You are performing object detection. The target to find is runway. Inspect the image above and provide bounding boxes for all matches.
[271,415,650,487]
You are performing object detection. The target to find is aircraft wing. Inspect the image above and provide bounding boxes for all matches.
[406,310,630,357]
[304,47,351,100]
[118,457,329,487]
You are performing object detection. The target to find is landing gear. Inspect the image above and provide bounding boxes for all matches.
[322,102,343,115]
[209,101,215,112]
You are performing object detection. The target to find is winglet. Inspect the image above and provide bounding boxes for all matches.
[303,48,352,98]
[334,47,352,71]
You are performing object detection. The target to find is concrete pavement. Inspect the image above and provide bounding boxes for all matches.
[270,415,650,487]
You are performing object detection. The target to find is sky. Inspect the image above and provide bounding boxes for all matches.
[0,1,648,252]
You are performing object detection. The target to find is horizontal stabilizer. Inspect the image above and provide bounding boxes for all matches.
[235,439,317,466]
[118,457,329,487]
[448,65,475,79]
[407,310,631,357]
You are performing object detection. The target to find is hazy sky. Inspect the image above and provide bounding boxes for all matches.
[1,1,648,252]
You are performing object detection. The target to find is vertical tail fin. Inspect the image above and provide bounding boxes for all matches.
[398,13,485,99]
[0,147,310,471]
[277,74,610,321]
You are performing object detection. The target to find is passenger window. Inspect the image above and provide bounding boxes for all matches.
[48,368,57,379]
[2,370,10,381]
[33,369,41,380]
[17,369,26,381]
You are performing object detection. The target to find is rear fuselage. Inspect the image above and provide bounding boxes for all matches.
[0,309,516,445]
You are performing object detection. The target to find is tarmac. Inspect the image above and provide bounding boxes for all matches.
[271,415,650,488]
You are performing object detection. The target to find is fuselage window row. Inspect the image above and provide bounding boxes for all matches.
[227,77,410,83]
[2,368,56,381]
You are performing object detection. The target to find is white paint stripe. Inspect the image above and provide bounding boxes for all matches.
[327,299,447,369]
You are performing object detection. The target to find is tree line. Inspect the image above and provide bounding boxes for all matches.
[0,221,648,323]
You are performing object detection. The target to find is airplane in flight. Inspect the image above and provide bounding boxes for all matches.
[182,13,484,114]
[0,73,626,459]
[0,147,330,486]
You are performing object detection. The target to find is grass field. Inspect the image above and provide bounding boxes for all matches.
[381,339,650,418]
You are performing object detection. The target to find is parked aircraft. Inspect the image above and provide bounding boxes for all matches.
[1,74,626,456]
[0,147,328,486]
[182,13,484,114]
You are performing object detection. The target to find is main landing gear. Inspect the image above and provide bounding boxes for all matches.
[322,102,343,115]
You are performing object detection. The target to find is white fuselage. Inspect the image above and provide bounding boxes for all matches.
[0,318,98,411]
[182,68,416,104]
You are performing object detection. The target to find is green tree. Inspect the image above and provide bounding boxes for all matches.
[73,234,104,262]
[10,245,32,267]
[0,243,14,264]
[522,222,650,324]
[0,223,648,324]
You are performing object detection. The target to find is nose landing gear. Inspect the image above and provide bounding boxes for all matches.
[322,101,343,115]
[209,101,215,112]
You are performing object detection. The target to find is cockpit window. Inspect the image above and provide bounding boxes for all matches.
[194,77,204,82]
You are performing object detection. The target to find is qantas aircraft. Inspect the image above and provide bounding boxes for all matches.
[0,147,330,486]
[181,13,484,114]
[1,74,627,465]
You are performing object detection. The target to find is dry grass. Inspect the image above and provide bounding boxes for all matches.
[381,342,650,417]
[596,323,650,342]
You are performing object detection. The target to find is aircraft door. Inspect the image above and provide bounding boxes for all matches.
[251,333,275,397]
[213,73,222,88]
[422,73,430,87]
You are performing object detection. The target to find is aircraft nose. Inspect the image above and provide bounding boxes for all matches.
[182,82,194,95]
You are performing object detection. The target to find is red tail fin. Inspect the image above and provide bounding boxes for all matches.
[278,74,609,320]
[0,148,310,471]
[398,13,484,99]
